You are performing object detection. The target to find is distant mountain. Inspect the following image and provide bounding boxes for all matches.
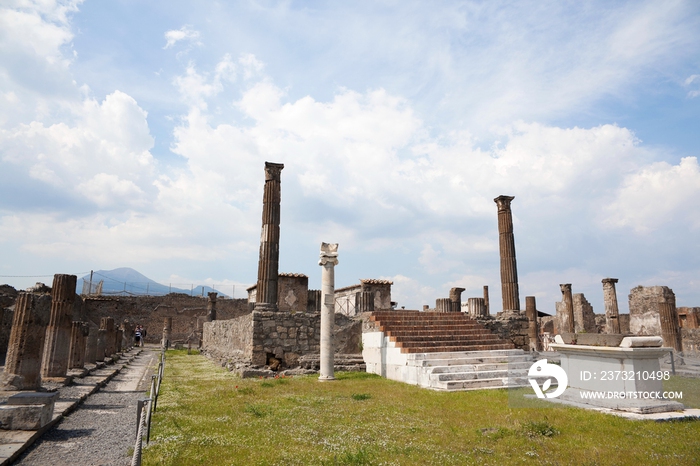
[77,267,229,297]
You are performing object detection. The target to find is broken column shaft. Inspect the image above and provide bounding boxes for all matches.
[659,301,682,352]
[41,274,77,379]
[494,195,520,311]
[319,242,338,382]
[1,293,51,390]
[163,317,172,349]
[255,162,284,311]
[526,296,539,351]
[449,287,465,312]
[207,292,217,321]
[602,278,621,334]
[68,321,89,369]
[559,284,575,334]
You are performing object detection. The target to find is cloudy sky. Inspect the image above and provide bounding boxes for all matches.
[1,1,699,314]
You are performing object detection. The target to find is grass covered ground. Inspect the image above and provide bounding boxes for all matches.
[143,350,700,465]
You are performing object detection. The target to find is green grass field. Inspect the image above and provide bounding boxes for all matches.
[143,350,700,465]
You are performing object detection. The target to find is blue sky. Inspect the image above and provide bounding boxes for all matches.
[1,0,699,314]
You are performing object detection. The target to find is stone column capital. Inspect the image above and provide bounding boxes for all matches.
[264,162,284,181]
[560,283,572,293]
[602,278,619,285]
[494,195,515,211]
[319,242,339,266]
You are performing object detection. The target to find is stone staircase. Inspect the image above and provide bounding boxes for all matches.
[363,311,534,391]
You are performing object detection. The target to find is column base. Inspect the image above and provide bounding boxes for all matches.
[318,375,336,382]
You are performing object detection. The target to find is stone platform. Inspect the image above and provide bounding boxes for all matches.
[363,311,533,390]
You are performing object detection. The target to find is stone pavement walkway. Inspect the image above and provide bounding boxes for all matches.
[0,347,157,465]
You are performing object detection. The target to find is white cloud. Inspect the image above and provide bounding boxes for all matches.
[163,25,201,49]
[0,90,155,208]
[601,157,700,233]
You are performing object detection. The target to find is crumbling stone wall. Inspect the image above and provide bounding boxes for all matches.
[619,314,630,334]
[82,294,249,344]
[678,307,700,329]
[573,293,597,333]
[251,311,321,368]
[248,274,316,313]
[476,310,529,351]
[201,313,254,366]
[202,311,362,371]
[628,286,675,336]
[681,328,700,354]
[335,279,393,317]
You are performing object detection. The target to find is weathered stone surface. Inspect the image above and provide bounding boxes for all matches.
[678,307,700,329]
[84,326,98,364]
[254,161,284,311]
[41,274,77,379]
[659,302,682,351]
[557,284,575,334]
[81,294,248,345]
[68,321,89,369]
[449,287,465,313]
[483,285,490,315]
[602,278,621,334]
[494,195,520,311]
[435,298,452,313]
[0,308,14,366]
[559,333,626,346]
[573,293,597,333]
[628,286,678,340]
[681,328,700,353]
[0,403,54,430]
[162,317,172,348]
[96,329,106,361]
[525,296,539,351]
[467,297,487,317]
[100,317,116,357]
[477,311,529,351]
[1,293,51,390]
[206,292,217,321]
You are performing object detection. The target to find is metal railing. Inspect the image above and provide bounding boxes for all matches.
[131,347,166,466]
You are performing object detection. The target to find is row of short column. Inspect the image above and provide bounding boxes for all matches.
[1,274,132,391]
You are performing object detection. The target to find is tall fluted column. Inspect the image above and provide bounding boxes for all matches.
[207,292,217,321]
[526,296,539,351]
[41,274,77,379]
[494,195,520,311]
[1,292,51,390]
[559,284,575,334]
[602,278,621,334]
[449,287,465,312]
[255,162,284,311]
[319,242,338,382]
